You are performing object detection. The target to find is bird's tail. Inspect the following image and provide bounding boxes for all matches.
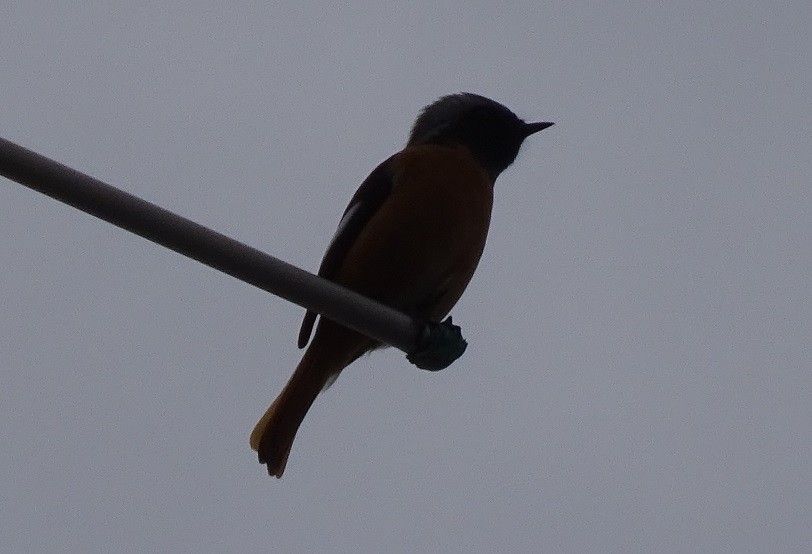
[249,351,330,478]
[251,319,372,478]
[250,327,365,478]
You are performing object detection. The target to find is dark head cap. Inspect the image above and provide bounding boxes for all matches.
[407,93,553,180]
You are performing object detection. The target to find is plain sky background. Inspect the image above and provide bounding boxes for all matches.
[1,2,809,552]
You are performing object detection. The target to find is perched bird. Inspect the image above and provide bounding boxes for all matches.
[250,93,553,477]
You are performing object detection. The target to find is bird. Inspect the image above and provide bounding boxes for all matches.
[250,93,553,477]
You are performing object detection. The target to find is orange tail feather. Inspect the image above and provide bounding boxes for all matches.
[251,320,373,478]
[250,351,331,478]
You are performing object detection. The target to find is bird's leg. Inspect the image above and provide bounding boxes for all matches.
[406,316,467,371]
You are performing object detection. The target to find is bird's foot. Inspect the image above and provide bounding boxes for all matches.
[406,316,467,371]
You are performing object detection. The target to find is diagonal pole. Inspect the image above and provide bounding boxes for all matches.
[0,137,432,355]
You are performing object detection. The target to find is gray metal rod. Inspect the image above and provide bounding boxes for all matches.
[0,136,422,353]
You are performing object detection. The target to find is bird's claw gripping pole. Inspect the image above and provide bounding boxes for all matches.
[0,137,466,370]
[407,316,468,370]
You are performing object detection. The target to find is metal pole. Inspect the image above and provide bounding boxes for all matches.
[0,137,423,353]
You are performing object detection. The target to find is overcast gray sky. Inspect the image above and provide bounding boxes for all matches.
[1,2,809,552]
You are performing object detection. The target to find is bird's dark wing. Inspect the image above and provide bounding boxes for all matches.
[297,153,398,348]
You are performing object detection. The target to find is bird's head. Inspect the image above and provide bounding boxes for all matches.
[407,93,553,180]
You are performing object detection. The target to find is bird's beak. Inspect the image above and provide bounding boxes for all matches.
[523,121,554,137]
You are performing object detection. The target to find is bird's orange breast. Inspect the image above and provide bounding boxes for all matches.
[335,144,493,320]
